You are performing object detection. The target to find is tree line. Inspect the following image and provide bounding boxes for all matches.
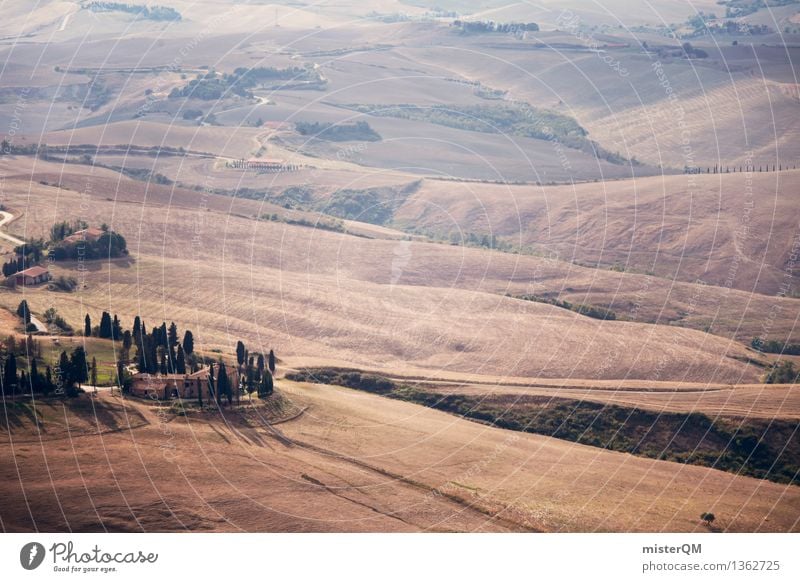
[202,340,275,407]
[0,334,96,398]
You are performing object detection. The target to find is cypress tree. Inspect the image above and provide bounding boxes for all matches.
[268,349,276,374]
[99,311,112,338]
[256,353,265,382]
[17,300,31,325]
[207,363,216,403]
[138,346,146,374]
[30,357,39,392]
[84,314,92,337]
[112,315,122,340]
[90,357,97,388]
[168,322,178,348]
[183,330,194,355]
[133,315,141,341]
[70,347,88,387]
[176,344,186,374]
[148,337,158,374]
[116,359,125,393]
[168,344,177,373]
[3,353,17,395]
[236,341,246,367]
[159,348,167,375]
[122,330,132,361]
[217,361,230,405]
[58,350,71,392]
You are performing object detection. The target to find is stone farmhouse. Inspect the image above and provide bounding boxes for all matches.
[12,265,51,287]
[130,367,238,401]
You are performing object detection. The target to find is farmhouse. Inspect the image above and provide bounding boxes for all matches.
[130,367,238,400]
[63,227,105,245]
[130,369,210,400]
[12,265,51,286]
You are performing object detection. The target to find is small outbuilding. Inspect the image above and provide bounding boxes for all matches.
[13,265,51,287]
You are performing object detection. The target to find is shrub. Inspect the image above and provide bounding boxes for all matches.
[765,361,799,384]
[49,276,78,292]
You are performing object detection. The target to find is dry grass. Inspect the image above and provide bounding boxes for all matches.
[0,165,770,384]
[397,170,800,297]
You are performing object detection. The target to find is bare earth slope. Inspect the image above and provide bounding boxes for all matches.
[2,388,798,533]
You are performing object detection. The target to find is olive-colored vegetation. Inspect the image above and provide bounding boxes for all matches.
[511,293,617,320]
[169,67,325,100]
[342,103,633,164]
[295,120,381,142]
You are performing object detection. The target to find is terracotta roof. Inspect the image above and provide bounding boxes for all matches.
[64,227,105,243]
[16,265,49,277]
[132,370,212,381]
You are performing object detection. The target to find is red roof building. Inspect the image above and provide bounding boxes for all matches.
[13,265,51,286]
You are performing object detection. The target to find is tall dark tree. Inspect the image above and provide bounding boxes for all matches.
[58,350,71,392]
[30,357,40,392]
[258,370,274,397]
[99,311,113,339]
[168,344,177,373]
[217,361,230,405]
[84,313,92,337]
[176,344,186,374]
[3,353,17,395]
[112,314,122,340]
[121,330,132,361]
[16,300,31,325]
[207,362,216,403]
[116,359,126,393]
[246,359,256,399]
[256,353,265,382]
[168,322,178,349]
[148,337,158,374]
[137,346,146,374]
[236,341,246,368]
[182,330,194,355]
[158,348,168,375]
[159,322,168,348]
[90,357,98,388]
[70,346,88,388]
[132,316,142,344]
[268,349,276,374]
